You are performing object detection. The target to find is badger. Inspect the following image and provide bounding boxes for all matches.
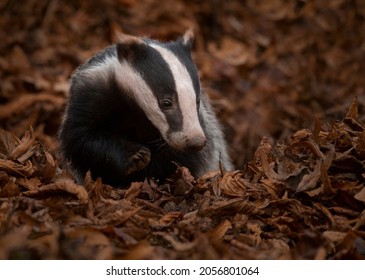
[58,30,233,187]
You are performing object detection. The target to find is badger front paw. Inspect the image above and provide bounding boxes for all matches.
[126,146,151,174]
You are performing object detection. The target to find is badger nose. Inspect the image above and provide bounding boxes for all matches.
[186,135,206,151]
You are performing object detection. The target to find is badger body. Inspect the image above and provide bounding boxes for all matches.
[59,31,233,187]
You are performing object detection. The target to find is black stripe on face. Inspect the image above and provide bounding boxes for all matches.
[127,42,184,132]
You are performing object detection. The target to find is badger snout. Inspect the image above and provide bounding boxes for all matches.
[186,135,206,151]
[167,130,207,152]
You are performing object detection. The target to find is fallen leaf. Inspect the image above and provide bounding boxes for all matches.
[354,187,365,203]
[23,178,89,204]
[219,171,248,197]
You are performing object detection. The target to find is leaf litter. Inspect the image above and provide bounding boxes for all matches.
[0,0,365,259]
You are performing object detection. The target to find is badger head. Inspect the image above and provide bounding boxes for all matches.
[115,30,206,152]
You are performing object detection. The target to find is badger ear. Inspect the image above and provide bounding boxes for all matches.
[116,33,147,61]
[181,29,194,50]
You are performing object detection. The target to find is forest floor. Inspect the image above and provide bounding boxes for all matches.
[0,0,364,259]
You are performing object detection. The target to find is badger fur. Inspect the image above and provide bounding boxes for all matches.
[59,30,233,187]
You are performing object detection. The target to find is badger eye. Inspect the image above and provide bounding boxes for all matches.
[161,99,172,109]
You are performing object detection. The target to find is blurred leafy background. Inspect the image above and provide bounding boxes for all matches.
[1,0,365,169]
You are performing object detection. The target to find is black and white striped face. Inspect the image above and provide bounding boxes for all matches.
[113,31,206,151]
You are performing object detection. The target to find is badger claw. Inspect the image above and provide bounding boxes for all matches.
[126,146,151,174]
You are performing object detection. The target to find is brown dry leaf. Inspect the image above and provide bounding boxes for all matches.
[345,96,359,120]
[0,128,38,181]
[171,165,195,196]
[196,170,222,196]
[332,150,363,174]
[313,202,335,227]
[23,178,89,204]
[197,170,222,186]
[149,211,184,230]
[113,227,138,246]
[260,178,278,196]
[39,150,57,181]
[334,230,365,259]
[0,170,9,184]
[198,198,257,217]
[209,219,232,241]
[0,225,32,260]
[0,178,20,197]
[0,94,65,119]
[219,171,247,197]
[121,240,156,260]
[296,159,322,193]
[141,179,159,200]
[248,0,296,20]
[343,97,364,131]
[247,222,262,245]
[323,231,347,244]
[93,207,141,226]
[276,155,307,182]
[25,224,61,259]
[154,232,197,251]
[10,127,36,162]
[208,38,256,66]
[353,210,365,231]
[354,187,365,203]
[124,181,143,200]
[0,129,21,158]
[0,158,35,177]
[355,131,365,159]
[320,145,335,194]
[8,45,31,70]
[62,228,113,260]
[16,177,42,191]
[289,128,313,143]
[253,136,277,180]
[176,165,195,184]
[85,174,124,203]
[159,211,183,225]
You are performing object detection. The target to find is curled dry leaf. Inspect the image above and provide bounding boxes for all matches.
[219,170,247,197]
[170,165,195,196]
[10,127,36,162]
[159,211,184,225]
[344,97,364,131]
[23,178,89,204]
[0,129,21,158]
[38,150,57,181]
[209,219,232,241]
[0,158,35,177]
[198,198,257,217]
[253,136,277,180]
[91,207,141,226]
[124,181,143,200]
[16,177,42,191]
[296,159,322,193]
[354,187,365,203]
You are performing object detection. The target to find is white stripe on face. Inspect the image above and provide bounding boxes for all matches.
[149,43,206,150]
[82,55,169,135]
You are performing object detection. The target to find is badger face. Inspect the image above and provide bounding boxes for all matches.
[115,31,206,152]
